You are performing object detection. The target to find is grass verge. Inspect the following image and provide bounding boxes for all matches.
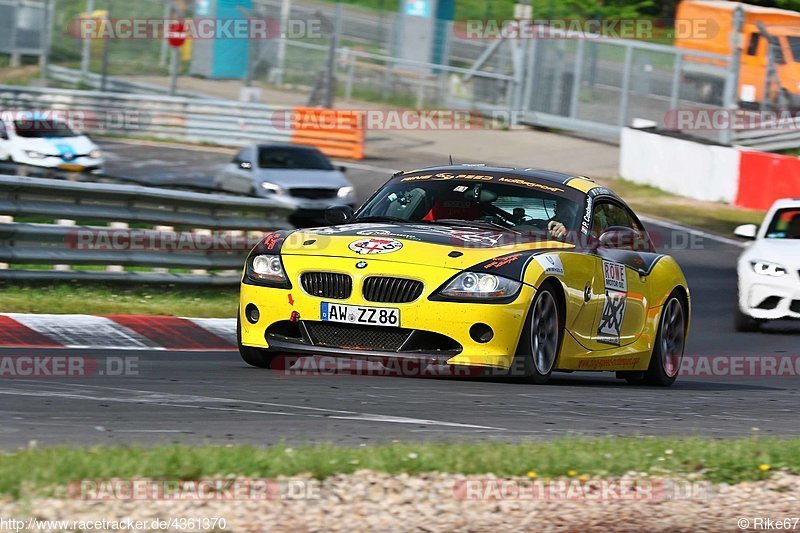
[1,438,798,498]
[600,178,766,236]
[0,282,238,318]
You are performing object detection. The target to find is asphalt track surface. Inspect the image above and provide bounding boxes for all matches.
[0,142,798,448]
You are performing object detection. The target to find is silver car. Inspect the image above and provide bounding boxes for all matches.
[214,144,356,226]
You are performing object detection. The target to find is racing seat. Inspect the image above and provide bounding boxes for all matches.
[422,200,481,221]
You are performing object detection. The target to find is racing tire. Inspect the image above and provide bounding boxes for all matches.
[734,308,761,333]
[237,317,275,369]
[636,292,687,387]
[515,282,564,385]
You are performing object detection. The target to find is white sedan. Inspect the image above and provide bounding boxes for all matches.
[734,198,800,331]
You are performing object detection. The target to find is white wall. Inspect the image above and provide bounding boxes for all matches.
[619,128,740,203]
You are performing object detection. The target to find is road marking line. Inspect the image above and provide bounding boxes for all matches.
[640,215,747,248]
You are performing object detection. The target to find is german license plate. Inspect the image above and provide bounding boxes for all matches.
[321,302,400,327]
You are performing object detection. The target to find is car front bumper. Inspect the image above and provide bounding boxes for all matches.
[239,257,535,370]
[739,266,800,320]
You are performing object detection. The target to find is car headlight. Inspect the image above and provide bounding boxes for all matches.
[248,254,287,283]
[751,260,787,277]
[25,150,47,159]
[338,186,354,198]
[261,182,285,195]
[89,149,102,159]
[438,272,522,300]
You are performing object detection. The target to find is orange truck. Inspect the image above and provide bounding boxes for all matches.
[676,0,800,106]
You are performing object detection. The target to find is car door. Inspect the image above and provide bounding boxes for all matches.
[0,120,10,160]
[217,146,256,194]
[589,200,652,349]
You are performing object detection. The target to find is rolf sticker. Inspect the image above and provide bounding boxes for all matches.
[349,238,404,255]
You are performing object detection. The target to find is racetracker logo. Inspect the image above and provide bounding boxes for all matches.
[453,479,714,501]
[453,18,718,41]
[0,109,149,132]
[665,109,800,131]
[679,355,800,377]
[0,356,139,378]
[73,479,320,501]
[67,18,322,40]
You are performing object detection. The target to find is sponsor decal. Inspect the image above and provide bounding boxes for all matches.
[597,290,627,347]
[263,232,284,250]
[534,254,565,275]
[356,229,421,241]
[581,195,593,235]
[484,253,521,269]
[598,261,628,346]
[397,173,564,192]
[453,185,469,192]
[602,260,627,291]
[348,238,404,255]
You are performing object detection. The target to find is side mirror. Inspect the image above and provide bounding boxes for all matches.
[734,224,758,240]
[325,205,354,225]
[0,132,8,140]
[238,160,253,170]
[598,227,651,251]
[338,166,347,173]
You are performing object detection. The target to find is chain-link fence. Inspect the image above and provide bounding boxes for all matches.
[22,1,800,147]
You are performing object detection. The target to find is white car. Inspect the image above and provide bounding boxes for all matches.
[0,114,104,173]
[734,198,800,331]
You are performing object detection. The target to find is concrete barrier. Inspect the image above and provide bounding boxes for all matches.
[620,127,740,203]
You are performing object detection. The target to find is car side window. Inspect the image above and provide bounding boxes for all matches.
[232,149,252,169]
[746,32,761,56]
[592,201,641,235]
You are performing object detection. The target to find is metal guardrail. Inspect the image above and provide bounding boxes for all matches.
[46,66,212,99]
[0,174,295,284]
[0,84,366,158]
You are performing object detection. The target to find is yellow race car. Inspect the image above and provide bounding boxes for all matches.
[238,165,690,386]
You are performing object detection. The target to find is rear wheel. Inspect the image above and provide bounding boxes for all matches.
[237,318,275,369]
[636,293,687,387]
[515,283,564,385]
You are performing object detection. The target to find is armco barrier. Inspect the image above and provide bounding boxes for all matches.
[0,86,366,160]
[0,174,295,284]
[737,151,800,210]
[619,128,740,203]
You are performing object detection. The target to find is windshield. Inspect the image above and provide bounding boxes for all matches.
[788,36,800,62]
[258,147,334,170]
[13,120,78,138]
[356,173,584,234]
[765,208,800,239]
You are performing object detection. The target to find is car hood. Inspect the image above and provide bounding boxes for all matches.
[13,135,97,156]
[277,222,572,270]
[745,239,800,267]
[255,169,350,188]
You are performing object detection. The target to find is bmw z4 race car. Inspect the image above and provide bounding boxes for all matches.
[238,165,691,386]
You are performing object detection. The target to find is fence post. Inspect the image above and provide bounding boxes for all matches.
[80,0,95,79]
[721,6,744,145]
[9,0,21,67]
[617,44,634,127]
[569,39,585,119]
[670,52,683,111]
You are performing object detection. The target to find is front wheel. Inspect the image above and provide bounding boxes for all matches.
[638,293,687,387]
[515,283,564,385]
[237,318,275,369]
